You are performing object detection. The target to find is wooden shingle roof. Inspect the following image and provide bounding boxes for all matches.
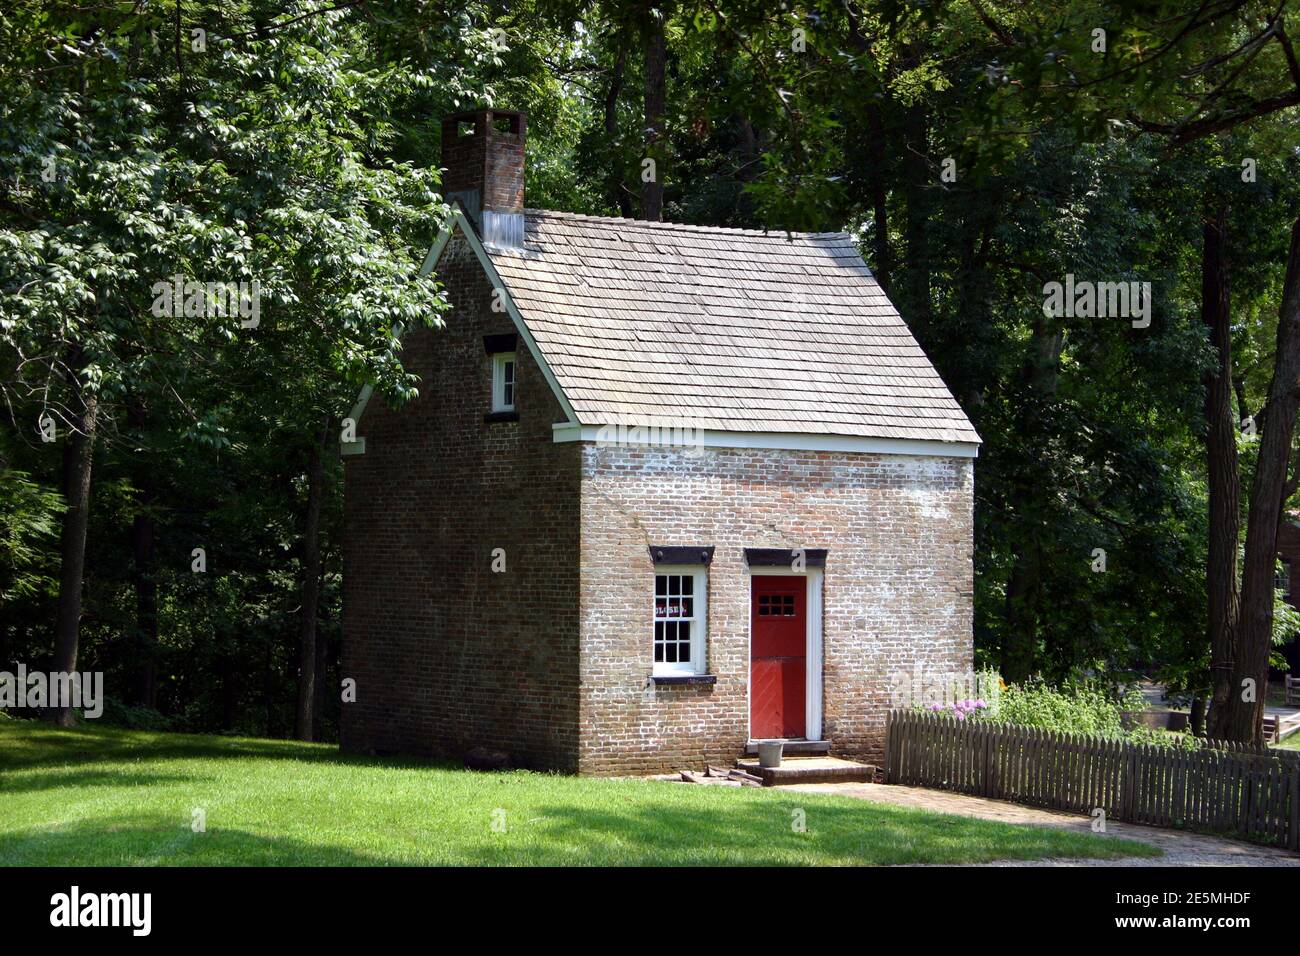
[485,209,980,445]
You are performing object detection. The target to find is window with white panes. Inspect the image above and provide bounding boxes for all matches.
[653,568,707,675]
[492,352,516,412]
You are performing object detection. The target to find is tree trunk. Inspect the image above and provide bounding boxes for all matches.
[735,115,762,222]
[130,508,157,708]
[1201,208,1242,739]
[220,654,236,731]
[1223,216,1300,742]
[313,582,328,734]
[899,103,931,337]
[128,401,159,710]
[1001,540,1041,683]
[641,7,666,222]
[1000,317,1064,683]
[294,420,330,741]
[605,43,633,219]
[1190,695,1207,737]
[51,390,98,726]
[262,636,274,738]
[865,102,891,295]
[845,11,891,294]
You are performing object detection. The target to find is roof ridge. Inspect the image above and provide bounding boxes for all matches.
[522,207,851,241]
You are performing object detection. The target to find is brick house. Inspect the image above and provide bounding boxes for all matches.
[339,109,981,775]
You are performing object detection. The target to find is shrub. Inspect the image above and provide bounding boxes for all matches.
[94,697,174,731]
[913,672,1196,748]
[983,677,1145,739]
[925,698,991,721]
[1125,725,1204,750]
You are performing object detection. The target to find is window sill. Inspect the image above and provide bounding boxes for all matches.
[650,674,717,686]
[484,410,519,423]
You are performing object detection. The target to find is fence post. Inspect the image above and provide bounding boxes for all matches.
[1122,746,1137,822]
[885,709,895,784]
[1290,761,1299,853]
[982,724,993,798]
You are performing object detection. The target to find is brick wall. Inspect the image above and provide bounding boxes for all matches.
[439,110,525,215]
[340,231,580,769]
[577,442,975,776]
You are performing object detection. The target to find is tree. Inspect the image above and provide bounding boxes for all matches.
[954,0,1300,739]
[0,1,457,723]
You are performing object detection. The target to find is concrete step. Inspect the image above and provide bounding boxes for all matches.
[734,755,876,786]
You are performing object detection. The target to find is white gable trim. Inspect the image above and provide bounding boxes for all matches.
[551,423,979,458]
[340,207,578,456]
[456,210,578,423]
[339,384,373,456]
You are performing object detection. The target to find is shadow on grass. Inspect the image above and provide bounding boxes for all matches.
[456,794,1156,867]
[0,813,408,867]
[0,720,451,773]
[0,800,1149,867]
[0,769,199,795]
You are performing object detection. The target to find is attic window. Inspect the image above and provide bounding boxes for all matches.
[492,352,516,412]
[492,114,520,135]
[457,119,475,138]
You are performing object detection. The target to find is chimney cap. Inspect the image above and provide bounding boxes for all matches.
[443,107,527,121]
[442,108,527,138]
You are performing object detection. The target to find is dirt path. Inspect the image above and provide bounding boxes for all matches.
[785,781,1300,866]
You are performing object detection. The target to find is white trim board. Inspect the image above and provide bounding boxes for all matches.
[552,422,979,458]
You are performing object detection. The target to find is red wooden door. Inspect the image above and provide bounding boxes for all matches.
[750,576,806,738]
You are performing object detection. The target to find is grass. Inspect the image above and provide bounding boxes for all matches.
[0,719,1161,866]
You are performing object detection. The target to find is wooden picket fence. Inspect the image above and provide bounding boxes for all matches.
[885,709,1300,850]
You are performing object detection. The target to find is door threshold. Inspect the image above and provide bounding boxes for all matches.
[744,738,830,756]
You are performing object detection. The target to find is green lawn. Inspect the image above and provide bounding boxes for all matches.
[0,719,1161,866]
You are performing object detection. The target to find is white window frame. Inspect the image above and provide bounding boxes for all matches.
[491,351,517,412]
[652,566,708,676]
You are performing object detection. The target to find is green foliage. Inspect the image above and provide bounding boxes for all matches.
[95,698,174,732]
[984,677,1206,749]
[1,0,1298,740]
[1272,576,1300,670]
[990,678,1144,738]
[0,466,62,604]
[0,0,487,734]
[1124,726,1205,752]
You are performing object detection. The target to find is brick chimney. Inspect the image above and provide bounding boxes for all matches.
[440,108,526,249]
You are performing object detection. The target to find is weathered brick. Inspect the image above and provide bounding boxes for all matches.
[340,236,975,777]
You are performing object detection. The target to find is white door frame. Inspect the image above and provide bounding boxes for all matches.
[744,566,824,742]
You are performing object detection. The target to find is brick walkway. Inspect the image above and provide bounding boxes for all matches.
[784,781,1300,866]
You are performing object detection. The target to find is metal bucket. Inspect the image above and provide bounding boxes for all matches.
[757,739,784,769]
